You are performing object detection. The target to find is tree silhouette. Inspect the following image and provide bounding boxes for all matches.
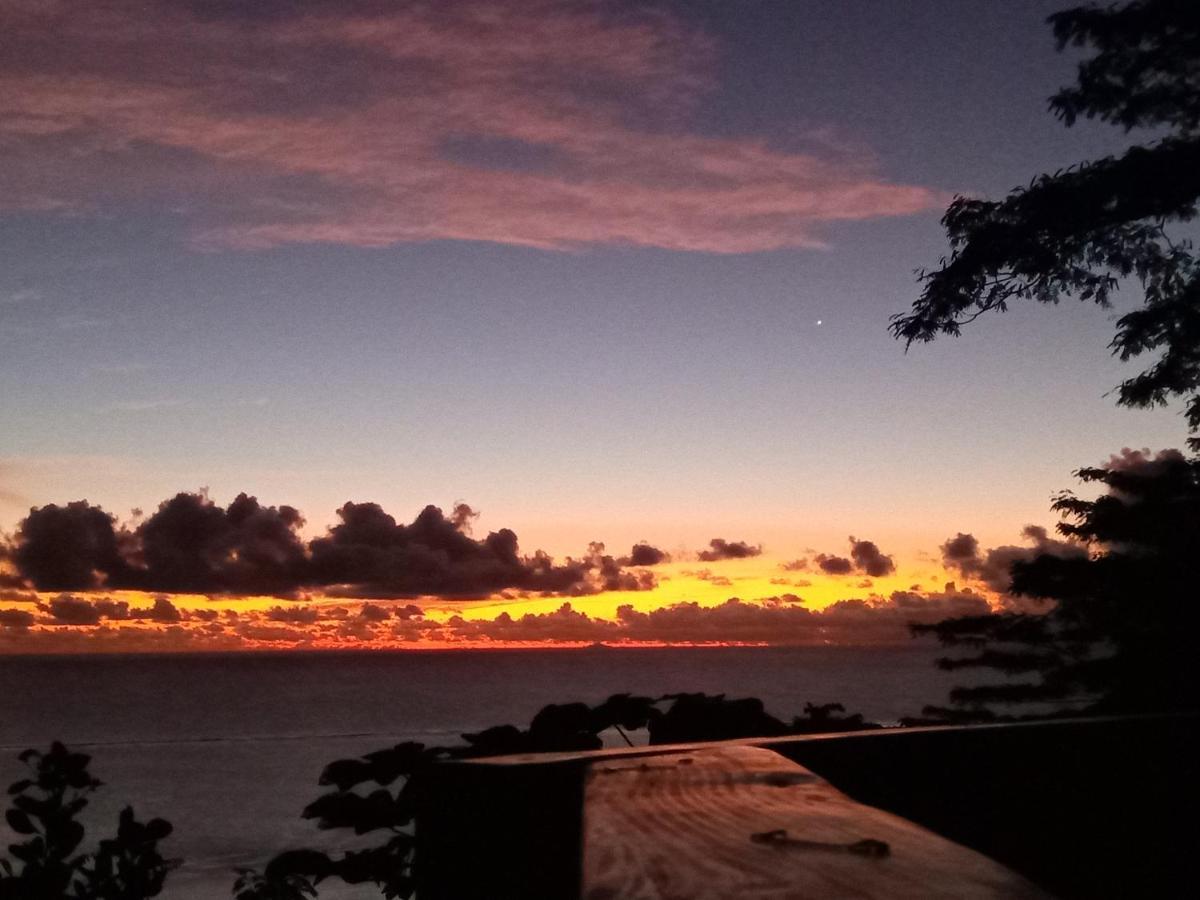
[891,0,1200,447]
[0,743,176,899]
[911,449,1200,721]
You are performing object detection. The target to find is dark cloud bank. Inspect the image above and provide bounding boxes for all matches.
[0,493,660,599]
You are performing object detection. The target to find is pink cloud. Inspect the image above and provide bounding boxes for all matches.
[0,0,939,252]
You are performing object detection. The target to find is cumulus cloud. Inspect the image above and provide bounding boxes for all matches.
[12,501,133,590]
[8,492,308,594]
[940,526,1085,593]
[0,0,936,253]
[697,539,762,562]
[849,536,895,577]
[0,608,35,629]
[449,502,480,534]
[135,491,309,594]
[1102,447,1188,479]
[309,510,653,598]
[2,492,654,600]
[585,542,658,594]
[136,595,182,623]
[266,605,321,625]
[309,502,457,592]
[44,594,104,626]
[815,554,853,575]
[812,537,896,578]
[92,598,130,620]
[35,593,180,625]
[941,532,980,567]
[620,543,670,566]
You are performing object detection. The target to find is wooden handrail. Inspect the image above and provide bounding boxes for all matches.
[441,710,1192,768]
[415,713,1198,899]
[582,743,1048,899]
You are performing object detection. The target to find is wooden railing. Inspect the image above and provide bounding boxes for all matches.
[415,714,1197,899]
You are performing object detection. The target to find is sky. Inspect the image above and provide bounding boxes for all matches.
[0,0,1188,652]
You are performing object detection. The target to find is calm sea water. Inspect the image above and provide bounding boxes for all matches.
[0,646,970,898]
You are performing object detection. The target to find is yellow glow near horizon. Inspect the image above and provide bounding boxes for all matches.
[18,555,971,622]
[3,552,991,654]
[438,555,959,623]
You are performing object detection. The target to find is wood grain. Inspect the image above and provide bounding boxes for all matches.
[581,744,1050,900]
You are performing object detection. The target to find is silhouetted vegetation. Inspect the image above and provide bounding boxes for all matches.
[0,743,176,899]
[911,449,1200,721]
[893,0,1200,723]
[651,695,876,743]
[892,0,1200,448]
[234,692,875,898]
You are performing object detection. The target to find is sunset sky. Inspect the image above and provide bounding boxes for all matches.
[0,0,1187,652]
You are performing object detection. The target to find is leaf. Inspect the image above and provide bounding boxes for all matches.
[9,836,44,862]
[6,779,33,796]
[145,817,173,841]
[5,809,36,835]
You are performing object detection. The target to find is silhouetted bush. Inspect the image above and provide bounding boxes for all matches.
[0,742,176,899]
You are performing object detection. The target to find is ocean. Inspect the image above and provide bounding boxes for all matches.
[0,645,973,898]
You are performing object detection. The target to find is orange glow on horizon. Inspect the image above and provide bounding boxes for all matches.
[0,553,996,655]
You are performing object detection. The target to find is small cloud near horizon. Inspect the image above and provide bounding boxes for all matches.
[619,542,671,567]
[697,538,762,562]
[811,536,896,578]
